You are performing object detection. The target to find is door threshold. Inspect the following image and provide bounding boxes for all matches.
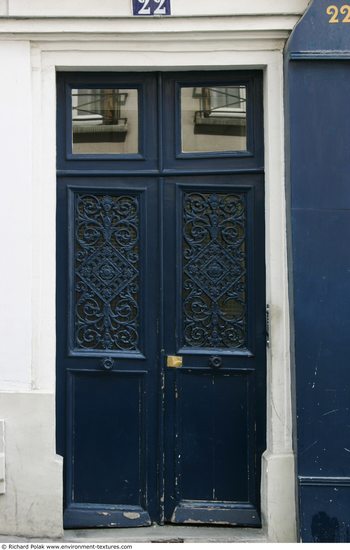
[63,525,267,543]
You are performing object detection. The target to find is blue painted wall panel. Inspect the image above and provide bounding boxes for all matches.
[300,485,350,542]
[292,208,350,476]
[286,1,350,539]
[290,64,350,210]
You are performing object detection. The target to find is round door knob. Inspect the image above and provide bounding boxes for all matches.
[209,355,223,369]
[102,357,114,370]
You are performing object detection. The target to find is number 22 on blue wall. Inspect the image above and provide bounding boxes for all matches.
[132,0,171,16]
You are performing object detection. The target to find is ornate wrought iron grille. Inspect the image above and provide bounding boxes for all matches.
[74,193,140,352]
[182,192,247,349]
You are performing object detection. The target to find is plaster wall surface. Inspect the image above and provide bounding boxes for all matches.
[0,41,32,392]
[0,393,62,537]
[6,0,309,18]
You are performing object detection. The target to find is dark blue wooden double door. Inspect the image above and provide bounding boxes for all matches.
[56,72,266,528]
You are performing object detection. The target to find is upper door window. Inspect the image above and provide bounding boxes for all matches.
[57,71,263,172]
[72,88,139,155]
[181,86,247,153]
[162,71,263,171]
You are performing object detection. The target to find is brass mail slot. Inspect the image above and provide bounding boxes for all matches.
[167,355,183,368]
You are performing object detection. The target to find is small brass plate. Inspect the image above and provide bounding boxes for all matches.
[167,355,183,368]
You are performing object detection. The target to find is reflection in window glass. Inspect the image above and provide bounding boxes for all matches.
[72,89,138,155]
[181,86,247,153]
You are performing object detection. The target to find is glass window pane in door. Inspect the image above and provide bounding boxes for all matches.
[72,88,139,155]
[181,86,247,153]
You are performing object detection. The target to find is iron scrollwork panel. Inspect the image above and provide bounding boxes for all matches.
[72,191,141,353]
[182,191,247,350]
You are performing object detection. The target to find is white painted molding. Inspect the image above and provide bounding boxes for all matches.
[0,420,5,494]
[29,36,295,539]
[6,0,309,18]
[0,394,63,537]
[0,15,302,39]
[261,452,297,542]
[0,40,32,392]
[0,1,7,16]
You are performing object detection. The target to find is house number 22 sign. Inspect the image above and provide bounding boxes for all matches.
[132,0,171,16]
[326,4,350,23]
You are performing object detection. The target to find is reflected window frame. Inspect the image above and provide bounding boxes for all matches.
[193,86,246,118]
[67,84,143,160]
[177,79,253,159]
[72,88,128,127]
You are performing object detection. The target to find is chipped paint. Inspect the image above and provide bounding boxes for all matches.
[97,512,111,517]
[300,440,318,455]
[322,409,340,417]
[123,512,141,520]
[183,519,232,525]
[183,519,206,524]
[150,539,184,543]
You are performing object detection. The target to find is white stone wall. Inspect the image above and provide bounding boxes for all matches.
[2,0,309,17]
[0,39,63,537]
[0,0,310,540]
[0,41,32,392]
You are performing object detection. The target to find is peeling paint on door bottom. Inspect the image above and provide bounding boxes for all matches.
[123,512,141,520]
